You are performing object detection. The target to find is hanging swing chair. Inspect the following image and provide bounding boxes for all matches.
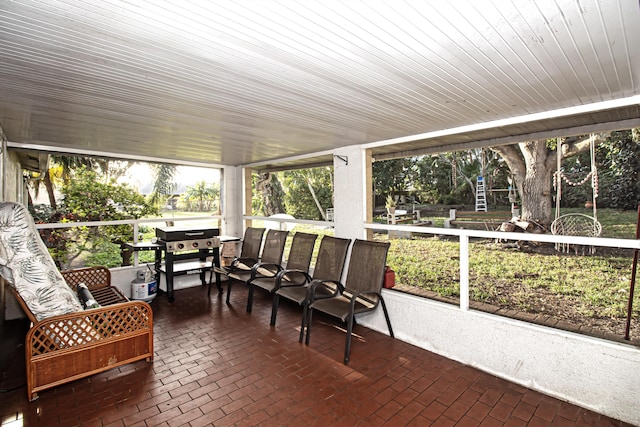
[551,134,602,254]
[551,212,602,238]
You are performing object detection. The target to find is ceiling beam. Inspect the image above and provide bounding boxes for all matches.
[372,117,640,161]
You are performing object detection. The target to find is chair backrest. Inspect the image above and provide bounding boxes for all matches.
[284,232,318,271]
[0,202,83,321]
[260,229,289,265]
[311,235,351,282]
[343,239,390,294]
[240,227,266,259]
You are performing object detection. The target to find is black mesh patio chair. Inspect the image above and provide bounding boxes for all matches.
[226,229,288,304]
[213,227,264,272]
[274,235,351,335]
[215,227,265,273]
[214,227,264,302]
[304,239,393,364]
[247,232,318,320]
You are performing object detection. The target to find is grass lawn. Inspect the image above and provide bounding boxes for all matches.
[383,208,640,342]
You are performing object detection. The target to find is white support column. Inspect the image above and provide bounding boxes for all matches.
[459,234,470,311]
[1,133,5,202]
[221,166,244,238]
[333,146,368,241]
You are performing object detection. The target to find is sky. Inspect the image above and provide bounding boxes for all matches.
[124,164,221,195]
[30,163,221,205]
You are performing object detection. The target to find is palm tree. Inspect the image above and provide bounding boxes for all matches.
[183,181,219,212]
[148,164,177,208]
[25,155,96,209]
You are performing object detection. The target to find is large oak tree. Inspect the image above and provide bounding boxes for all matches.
[490,133,610,227]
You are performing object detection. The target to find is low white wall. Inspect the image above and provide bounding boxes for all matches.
[358,289,640,426]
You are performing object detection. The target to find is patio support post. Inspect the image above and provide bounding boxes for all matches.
[243,167,253,229]
[221,166,244,237]
[333,146,368,241]
[1,133,5,202]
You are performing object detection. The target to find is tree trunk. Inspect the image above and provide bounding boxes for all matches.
[121,243,133,267]
[305,178,326,221]
[256,172,284,216]
[44,169,57,209]
[490,140,554,226]
[443,155,476,200]
[518,141,555,226]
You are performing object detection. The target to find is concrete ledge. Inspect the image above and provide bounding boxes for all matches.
[390,283,640,346]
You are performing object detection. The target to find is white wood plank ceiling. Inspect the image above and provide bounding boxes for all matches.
[0,0,638,169]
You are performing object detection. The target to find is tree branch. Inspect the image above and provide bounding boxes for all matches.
[489,144,525,178]
[561,132,611,158]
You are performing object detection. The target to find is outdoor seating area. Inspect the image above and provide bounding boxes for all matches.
[1,2,639,424]
[0,202,154,401]
[1,283,627,426]
[0,210,396,406]
[217,227,393,365]
[0,206,632,423]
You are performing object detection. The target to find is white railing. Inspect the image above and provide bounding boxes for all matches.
[367,222,640,311]
[242,215,640,311]
[35,215,222,267]
[243,215,333,228]
[35,215,221,234]
[36,214,640,309]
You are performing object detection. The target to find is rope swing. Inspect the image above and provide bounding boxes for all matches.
[551,134,602,253]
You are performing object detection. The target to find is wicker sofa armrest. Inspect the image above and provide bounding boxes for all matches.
[61,266,112,292]
[28,301,152,352]
[25,300,154,400]
[61,266,128,306]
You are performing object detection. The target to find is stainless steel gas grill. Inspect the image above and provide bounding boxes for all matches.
[155,226,221,302]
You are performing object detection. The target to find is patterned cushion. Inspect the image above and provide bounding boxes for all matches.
[0,202,82,321]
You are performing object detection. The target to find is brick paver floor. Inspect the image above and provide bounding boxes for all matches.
[1,282,632,426]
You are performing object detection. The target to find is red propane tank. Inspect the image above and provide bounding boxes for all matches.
[384,266,395,289]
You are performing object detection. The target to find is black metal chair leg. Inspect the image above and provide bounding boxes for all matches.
[304,308,313,345]
[226,279,233,304]
[208,267,222,296]
[216,271,223,294]
[270,294,279,326]
[299,301,309,342]
[344,313,354,364]
[380,297,394,338]
[246,285,254,312]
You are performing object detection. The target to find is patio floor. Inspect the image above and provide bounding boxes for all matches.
[1,281,631,426]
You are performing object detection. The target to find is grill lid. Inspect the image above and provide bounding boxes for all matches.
[156,226,219,241]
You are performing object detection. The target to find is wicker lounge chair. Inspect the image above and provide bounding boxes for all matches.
[304,239,393,364]
[246,232,318,322]
[0,201,153,400]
